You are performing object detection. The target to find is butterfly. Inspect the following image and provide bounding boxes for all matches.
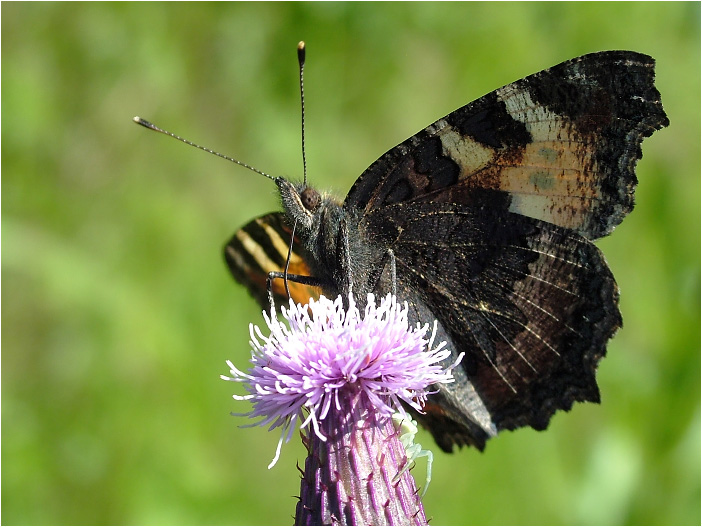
[224,50,668,452]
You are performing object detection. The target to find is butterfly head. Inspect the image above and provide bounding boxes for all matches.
[276,177,339,235]
[275,176,348,291]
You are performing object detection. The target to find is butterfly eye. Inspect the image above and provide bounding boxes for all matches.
[301,188,321,211]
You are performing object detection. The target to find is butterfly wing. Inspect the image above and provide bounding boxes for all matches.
[346,51,668,240]
[224,212,322,308]
[344,51,668,451]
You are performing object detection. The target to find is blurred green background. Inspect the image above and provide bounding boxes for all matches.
[3,2,699,525]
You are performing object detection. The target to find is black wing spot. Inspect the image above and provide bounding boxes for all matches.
[413,137,461,191]
[448,93,532,149]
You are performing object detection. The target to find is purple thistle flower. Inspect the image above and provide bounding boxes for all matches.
[222,293,463,524]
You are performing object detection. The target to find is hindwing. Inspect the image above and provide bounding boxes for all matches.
[361,197,620,449]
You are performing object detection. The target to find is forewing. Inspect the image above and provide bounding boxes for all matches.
[345,51,668,240]
[224,213,322,308]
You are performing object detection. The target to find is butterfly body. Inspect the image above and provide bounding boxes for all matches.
[226,51,668,452]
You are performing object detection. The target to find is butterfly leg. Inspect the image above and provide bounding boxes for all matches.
[339,217,353,298]
[367,248,397,297]
[387,248,397,297]
[266,271,328,312]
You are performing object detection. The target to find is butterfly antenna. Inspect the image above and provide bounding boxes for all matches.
[297,41,308,185]
[132,116,275,181]
[278,42,307,300]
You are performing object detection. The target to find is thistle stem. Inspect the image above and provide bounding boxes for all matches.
[296,388,427,526]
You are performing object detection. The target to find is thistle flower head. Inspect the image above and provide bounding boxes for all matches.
[221,293,462,468]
